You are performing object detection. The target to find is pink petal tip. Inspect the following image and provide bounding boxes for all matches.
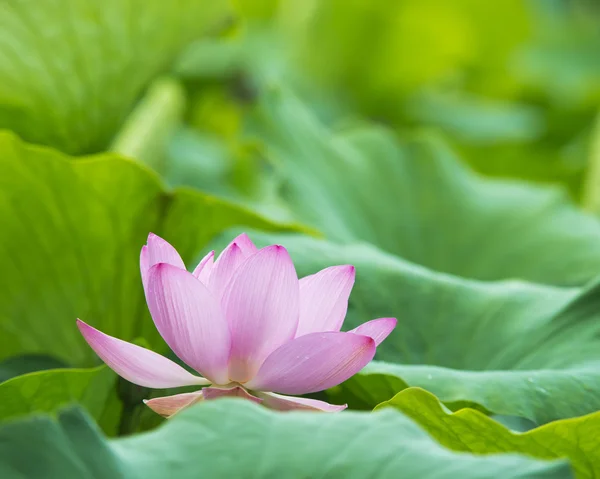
[349,317,397,346]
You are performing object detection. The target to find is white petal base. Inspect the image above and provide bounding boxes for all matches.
[257,392,347,412]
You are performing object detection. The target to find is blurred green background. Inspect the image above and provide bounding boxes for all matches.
[162,0,600,206]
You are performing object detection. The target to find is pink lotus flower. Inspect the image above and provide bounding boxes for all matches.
[77,233,396,415]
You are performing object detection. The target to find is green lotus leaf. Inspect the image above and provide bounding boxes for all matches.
[377,388,600,479]
[0,401,572,478]
[0,0,228,154]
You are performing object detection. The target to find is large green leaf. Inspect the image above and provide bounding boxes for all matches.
[246,232,600,424]
[377,388,600,479]
[0,131,297,366]
[0,401,572,478]
[329,361,600,426]
[248,90,600,286]
[0,367,115,426]
[0,409,126,478]
[0,0,228,154]
[0,354,68,383]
